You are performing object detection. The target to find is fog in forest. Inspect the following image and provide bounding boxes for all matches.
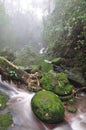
[0,0,55,53]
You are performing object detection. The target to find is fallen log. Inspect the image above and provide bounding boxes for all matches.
[0,56,29,85]
[0,57,42,92]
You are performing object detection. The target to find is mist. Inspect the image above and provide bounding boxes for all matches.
[0,0,55,53]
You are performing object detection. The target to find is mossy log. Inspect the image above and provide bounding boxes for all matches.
[0,56,29,85]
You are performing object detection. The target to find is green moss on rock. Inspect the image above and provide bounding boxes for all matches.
[31,90,64,123]
[0,92,8,110]
[67,106,77,113]
[59,94,74,101]
[56,72,69,85]
[40,73,54,91]
[0,113,12,128]
[39,61,53,72]
[53,83,73,96]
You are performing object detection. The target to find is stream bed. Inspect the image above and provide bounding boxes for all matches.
[0,80,86,130]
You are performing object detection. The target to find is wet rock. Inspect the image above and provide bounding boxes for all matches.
[67,106,77,113]
[65,70,86,87]
[53,72,73,96]
[0,113,12,129]
[59,94,74,101]
[31,90,64,123]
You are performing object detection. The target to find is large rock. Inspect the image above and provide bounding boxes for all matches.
[53,72,73,96]
[31,90,64,123]
[65,70,86,87]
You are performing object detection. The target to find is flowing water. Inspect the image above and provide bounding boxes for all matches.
[0,77,86,130]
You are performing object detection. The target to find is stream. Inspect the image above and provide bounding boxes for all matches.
[0,78,86,130]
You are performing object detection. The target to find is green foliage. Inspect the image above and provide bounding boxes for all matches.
[43,0,86,64]
[31,90,64,123]
[8,70,18,78]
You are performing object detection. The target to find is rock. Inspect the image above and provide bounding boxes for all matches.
[65,70,86,87]
[59,94,74,101]
[0,113,12,129]
[67,106,77,113]
[56,72,69,85]
[40,73,55,91]
[53,72,73,96]
[53,65,64,72]
[53,84,73,96]
[31,90,64,123]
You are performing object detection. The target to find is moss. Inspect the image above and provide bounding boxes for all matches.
[30,60,53,73]
[31,90,64,123]
[68,98,75,104]
[0,128,7,130]
[40,73,54,91]
[56,72,69,85]
[0,92,12,130]
[0,92,8,110]
[0,113,12,128]
[30,65,39,72]
[67,106,77,113]
[53,83,73,96]
[59,94,74,101]
[39,61,53,72]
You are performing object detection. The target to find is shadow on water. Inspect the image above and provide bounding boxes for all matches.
[0,76,86,130]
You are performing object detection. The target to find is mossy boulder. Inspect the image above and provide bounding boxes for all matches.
[56,72,69,85]
[31,90,64,123]
[53,83,73,96]
[53,73,73,96]
[0,113,12,129]
[0,92,8,110]
[40,73,55,91]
